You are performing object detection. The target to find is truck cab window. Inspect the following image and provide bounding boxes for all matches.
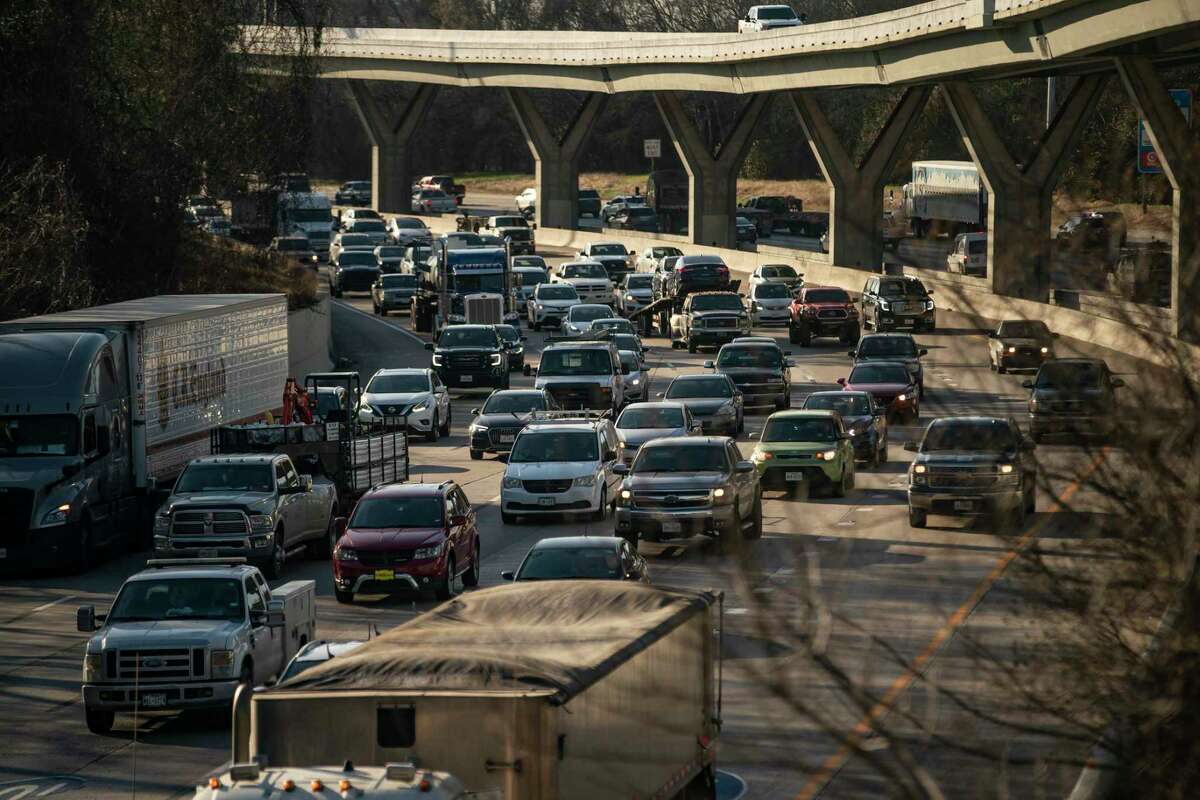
[275,462,289,489]
[244,577,265,615]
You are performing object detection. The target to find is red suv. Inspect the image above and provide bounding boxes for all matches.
[332,481,480,603]
[789,285,860,346]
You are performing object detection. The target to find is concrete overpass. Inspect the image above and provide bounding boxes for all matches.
[246,0,1200,341]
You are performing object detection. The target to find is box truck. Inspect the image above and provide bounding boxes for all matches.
[902,160,988,238]
[231,582,723,799]
[0,294,289,570]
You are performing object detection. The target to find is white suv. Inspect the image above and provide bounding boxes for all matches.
[357,368,452,441]
[527,283,581,330]
[500,415,621,524]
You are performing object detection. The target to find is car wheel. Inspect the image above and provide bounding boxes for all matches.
[1005,499,1027,532]
[309,512,335,559]
[747,493,763,539]
[593,487,609,522]
[1025,484,1037,515]
[469,449,483,460]
[440,407,451,437]
[462,541,481,587]
[879,437,889,464]
[832,467,847,498]
[736,414,745,434]
[334,588,354,604]
[533,321,541,331]
[798,326,811,347]
[85,706,115,735]
[263,528,285,579]
[997,362,1007,374]
[687,338,697,354]
[721,503,744,554]
[426,412,440,442]
[788,325,801,344]
[909,507,927,528]
[434,555,455,601]
[845,322,861,345]
[69,519,95,575]
[868,445,881,470]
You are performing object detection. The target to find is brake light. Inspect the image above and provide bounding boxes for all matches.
[717,266,729,274]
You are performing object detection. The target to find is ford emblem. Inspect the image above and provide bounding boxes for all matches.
[665,495,678,504]
[142,657,163,668]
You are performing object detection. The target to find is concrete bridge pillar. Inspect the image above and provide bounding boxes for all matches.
[789,87,931,270]
[1116,57,1200,344]
[941,76,1107,301]
[654,92,772,249]
[505,89,607,230]
[347,81,438,215]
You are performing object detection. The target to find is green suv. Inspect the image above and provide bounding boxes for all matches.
[749,409,856,496]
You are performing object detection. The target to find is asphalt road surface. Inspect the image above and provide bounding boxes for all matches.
[0,243,1151,799]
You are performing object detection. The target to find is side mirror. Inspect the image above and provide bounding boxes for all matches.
[703,360,714,369]
[987,331,996,338]
[62,462,82,479]
[266,609,285,628]
[250,609,268,628]
[424,342,434,351]
[785,359,795,367]
[300,475,313,492]
[735,461,755,474]
[903,441,920,452]
[77,605,96,632]
[847,351,857,358]
[450,514,468,526]
[621,365,631,375]
[500,570,516,581]
[613,463,629,476]
[470,408,480,416]
[1021,379,1035,389]
[656,391,666,398]
[919,349,928,356]
[1053,332,1061,339]
[334,517,348,537]
[690,423,703,433]
[836,378,846,386]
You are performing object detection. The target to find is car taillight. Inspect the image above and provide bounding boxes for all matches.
[717,266,729,274]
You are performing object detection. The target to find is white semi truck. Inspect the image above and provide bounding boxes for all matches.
[0,295,289,571]
[901,160,988,238]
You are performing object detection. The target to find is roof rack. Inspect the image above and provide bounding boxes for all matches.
[526,409,612,423]
[146,558,248,569]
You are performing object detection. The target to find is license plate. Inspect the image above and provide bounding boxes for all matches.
[499,435,515,443]
[141,693,167,708]
[954,500,975,511]
[785,472,805,482]
[374,569,395,581]
[538,497,555,507]
[662,520,682,533]
[892,302,906,313]
[461,375,473,383]
[198,548,218,559]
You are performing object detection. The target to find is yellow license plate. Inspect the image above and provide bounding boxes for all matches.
[374,569,395,581]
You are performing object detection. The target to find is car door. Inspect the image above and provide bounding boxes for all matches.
[431,372,450,422]
[285,459,321,539]
[862,279,876,323]
[244,576,278,683]
[444,491,465,567]
[452,487,476,565]
[274,460,303,547]
[727,441,753,509]
[600,425,620,497]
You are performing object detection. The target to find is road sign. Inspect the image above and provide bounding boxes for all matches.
[643,138,662,159]
[1138,88,1191,174]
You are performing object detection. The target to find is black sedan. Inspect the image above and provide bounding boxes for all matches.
[802,390,889,468]
[736,216,758,244]
[467,388,558,460]
[501,536,648,583]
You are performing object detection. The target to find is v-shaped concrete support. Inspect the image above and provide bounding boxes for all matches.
[654,92,772,248]
[506,89,607,230]
[347,81,438,214]
[790,87,931,270]
[942,75,1107,300]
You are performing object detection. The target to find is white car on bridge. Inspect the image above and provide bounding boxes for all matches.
[516,187,536,216]
[738,5,806,32]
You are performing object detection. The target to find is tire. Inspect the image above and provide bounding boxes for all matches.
[832,467,847,498]
[1025,485,1037,515]
[879,437,889,464]
[844,322,861,345]
[426,412,439,442]
[469,449,483,460]
[909,507,927,528]
[722,503,744,554]
[747,493,763,539]
[997,363,1007,374]
[462,541,480,587]
[263,527,285,580]
[309,512,335,559]
[736,414,745,434]
[69,519,95,575]
[797,325,811,348]
[372,302,380,315]
[592,488,609,522]
[868,444,880,470]
[501,511,518,525]
[500,373,510,390]
[687,338,697,354]
[434,555,455,601]
[533,321,542,331]
[85,706,114,735]
[788,324,801,344]
[439,407,451,437]
[1004,499,1027,532]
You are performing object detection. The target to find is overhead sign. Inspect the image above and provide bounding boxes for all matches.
[643,138,662,159]
[1138,88,1191,174]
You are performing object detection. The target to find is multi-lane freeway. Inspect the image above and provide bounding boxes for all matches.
[0,242,1150,799]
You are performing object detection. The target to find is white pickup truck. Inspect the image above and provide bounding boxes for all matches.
[738,5,806,32]
[78,559,315,734]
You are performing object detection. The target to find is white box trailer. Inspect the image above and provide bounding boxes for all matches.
[0,295,288,568]
[233,582,722,800]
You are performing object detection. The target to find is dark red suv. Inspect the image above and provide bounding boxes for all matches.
[332,481,480,603]
[789,285,860,346]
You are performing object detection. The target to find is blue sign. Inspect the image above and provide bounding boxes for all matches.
[1138,89,1192,174]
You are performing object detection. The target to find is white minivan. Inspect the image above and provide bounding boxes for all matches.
[947,232,987,277]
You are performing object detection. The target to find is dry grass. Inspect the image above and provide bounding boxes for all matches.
[178,233,319,311]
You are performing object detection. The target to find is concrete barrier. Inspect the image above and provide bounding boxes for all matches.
[287,292,333,379]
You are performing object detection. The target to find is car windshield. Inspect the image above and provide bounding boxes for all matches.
[377,247,404,258]
[762,265,798,278]
[755,283,791,298]
[759,6,798,20]
[717,347,781,368]
[667,377,732,399]
[495,325,520,343]
[618,407,684,429]
[493,217,526,227]
[109,578,246,623]
[538,349,612,376]
[517,269,549,286]
[349,496,443,528]
[563,264,608,279]
[509,431,599,463]
[968,239,987,255]
[736,217,752,226]
[315,390,345,417]
[392,218,424,229]
[635,444,727,473]
[569,305,612,322]
[690,295,742,312]
[762,417,839,443]
[483,392,547,414]
[439,328,497,348]
[804,289,849,303]
[848,364,910,384]
[444,234,482,248]
[175,464,274,493]
[591,244,627,256]
[625,274,653,289]
[653,248,681,257]
[513,255,546,267]
[516,546,622,581]
[580,190,600,199]
[339,235,371,246]
[878,278,928,298]
[538,285,578,300]
[276,239,309,252]
[594,319,634,333]
[367,374,430,393]
[351,220,386,233]
[998,321,1050,339]
[0,415,79,456]
[1036,362,1103,390]
[922,422,1017,452]
[619,352,639,372]
[858,337,918,358]
[803,394,873,416]
[611,334,642,353]
[339,252,377,266]
[662,257,680,271]
[381,274,418,288]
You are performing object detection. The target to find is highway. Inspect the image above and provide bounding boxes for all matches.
[0,242,1149,799]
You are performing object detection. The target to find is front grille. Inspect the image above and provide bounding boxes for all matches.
[448,352,486,370]
[171,538,247,549]
[115,648,198,681]
[701,317,737,328]
[357,550,413,567]
[488,427,522,447]
[817,309,848,319]
[771,451,815,460]
[633,492,711,510]
[0,487,34,547]
[171,510,249,536]
[926,469,998,489]
[522,479,573,494]
[871,393,899,405]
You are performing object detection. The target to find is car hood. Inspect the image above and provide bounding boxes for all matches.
[856,355,921,371]
[916,452,1016,467]
[588,255,628,264]
[998,337,1048,349]
[164,493,275,512]
[692,310,745,319]
[753,297,791,308]
[719,368,783,382]
[537,374,614,387]
[342,526,442,550]
[618,427,686,447]
[802,300,850,310]
[95,620,243,650]
[336,264,380,271]
[361,391,430,410]
[628,471,728,490]
[841,415,876,433]
[674,398,734,415]
[1031,387,1106,401]
[537,299,580,308]
[476,412,536,428]
[506,461,597,480]
[846,381,912,395]
[625,288,653,298]
[758,441,837,453]
[561,278,610,289]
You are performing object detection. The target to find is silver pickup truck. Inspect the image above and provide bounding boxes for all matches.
[78,559,315,734]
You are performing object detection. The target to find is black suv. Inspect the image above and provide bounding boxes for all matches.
[426,325,509,390]
[467,389,558,460]
[861,276,936,332]
[705,341,793,411]
[1023,358,1124,442]
[850,333,928,397]
[905,416,1038,530]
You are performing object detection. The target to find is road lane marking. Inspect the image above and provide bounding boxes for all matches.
[32,595,76,613]
[795,447,1111,799]
[333,299,427,345]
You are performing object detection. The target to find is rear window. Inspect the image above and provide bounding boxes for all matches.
[579,190,600,199]
[666,377,733,399]
[968,240,987,255]
[537,285,578,300]
[381,274,418,287]
[350,220,386,233]
[804,289,850,304]
[690,294,742,312]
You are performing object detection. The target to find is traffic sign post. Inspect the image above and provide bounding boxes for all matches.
[644,138,661,175]
[1138,88,1192,174]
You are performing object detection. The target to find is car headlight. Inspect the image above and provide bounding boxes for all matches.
[715,404,735,417]
[411,402,429,413]
[925,300,935,310]
[431,353,444,366]
[816,449,838,461]
[1007,346,1017,354]
[847,428,858,436]
[83,653,102,682]
[153,513,170,534]
[413,540,446,560]
[1040,346,1049,354]
[620,489,632,501]
[896,394,907,402]
[502,476,523,489]
[913,464,927,474]
[42,502,71,526]
[334,545,358,562]
[752,451,772,462]
[490,353,503,366]
[211,650,235,679]
[999,464,1014,474]
[469,423,488,434]
[629,377,641,386]
[711,487,733,504]
[879,300,891,311]
[536,303,545,310]
[1030,398,1039,411]
[574,475,597,487]
[248,514,273,531]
